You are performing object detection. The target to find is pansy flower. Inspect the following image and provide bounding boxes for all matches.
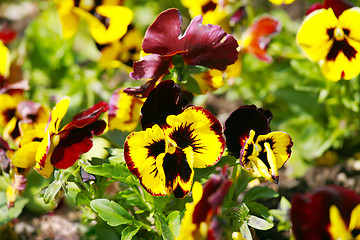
[125,8,238,97]
[55,0,133,45]
[291,185,360,240]
[177,166,232,240]
[268,0,295,5]
[98,26,142,71]
[181,0,229,26]
[11,97,108,178]
[297,0,360,81]
[124,80,225,198]
[239,16,282,63]
[224,105,293,183]
[108,88,144,132]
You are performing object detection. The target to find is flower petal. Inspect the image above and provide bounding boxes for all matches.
[130,54,172,81]
[11,141,39,169]
[142,8,185,55]
[297,8,339,62]
[62,101,108,131]
[165,106,225,168]
[124,124,168,196]
[224,105,272,158]
[75,6,133,44]
[108,88,144,132]
[141,80,183,129]
[182,15,239,70]
[324,0,354,18]
[51,120,107,169]
[240,16,282,63]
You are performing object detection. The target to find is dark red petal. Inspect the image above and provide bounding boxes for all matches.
[123,79,158,98]
[291,185,360,240]
[51,120,106,169]
[61,101,108,131]
[306,3,325,16]
[230,6,246,25]
[163,148,192,198]
[224,105,272,158]
[141,80,183,129]
[130,54,172,80]
[182,16,239,70]
[193,167,232,224]
[324,0,354,18]
[0,27,16,45]
[142,8,185,55]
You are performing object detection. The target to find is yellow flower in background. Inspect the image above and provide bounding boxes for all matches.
[0,41,10,77]
[269,0,295,5]
[108,88,144,132]
[297,7,360,81]
[181,0,229,25]
[55,0,133,44]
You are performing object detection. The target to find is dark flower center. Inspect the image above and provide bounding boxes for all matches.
[326,27,357,61]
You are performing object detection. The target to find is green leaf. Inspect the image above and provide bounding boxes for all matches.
[90,199,133,227]
[42,180,62,204]
[121,225,141,240]
[167,211,181,238]
[83,163,138,184]
[184,75,202,94]
[103,130,130,149]
[248,215,274,230]
[0,192,29,225]
[186,65,210,74]
[155,213,175,240]
[245,202,273,222]
[243,186,279,203]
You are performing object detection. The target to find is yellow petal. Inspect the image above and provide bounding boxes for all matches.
[339,8,360,42]
[165,106,225,168]
[11,142,40,169]
[269,0,295,4]
[329,205,352,240]
[58,11,79,39]
[124,124,168,196]
[349,204,360,232]
[0,94,17,127]
[297,8,338,62]
[108,89,144,132]
[76,6,133,44]
[0,41,10,77]
[192,69,224,94]
[50,97,70,133]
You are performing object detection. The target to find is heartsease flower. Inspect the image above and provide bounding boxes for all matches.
[224,105,293,183]
[124,80,225,198]
[291,185,360,240]
[177,166,232,240]
[11,97,108,178]
[297,0,360,81]
[55,0,133,44]
[125,8,238,97]
[239,16,282,63]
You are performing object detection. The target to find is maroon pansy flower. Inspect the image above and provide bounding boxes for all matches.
[124,8,238,97]
[291,185,360,240]
[224,105,292,183]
